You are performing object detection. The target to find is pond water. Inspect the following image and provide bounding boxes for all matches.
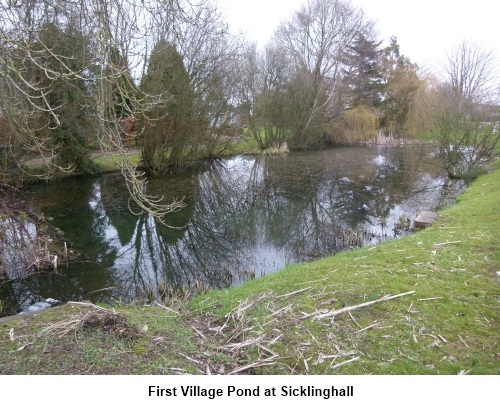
[0,145,464,315]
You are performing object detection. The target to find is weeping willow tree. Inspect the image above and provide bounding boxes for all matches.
[404,75,440,136]
[327,105,379,144]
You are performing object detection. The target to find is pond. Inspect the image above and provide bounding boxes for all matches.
[0,145,464,315]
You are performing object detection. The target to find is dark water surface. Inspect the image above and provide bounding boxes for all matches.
[1,146,464,314]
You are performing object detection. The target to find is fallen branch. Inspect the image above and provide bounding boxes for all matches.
[153,301,180,315]
[330,356,360,369]
[277,287,312,299]
[297,277,329,286]
[267,304,293,318]
[224,335,266,352]
[432,241,461,247]
[67,301,110,312]
[179,352,204,365]
[228,355,279,375]
[417,297,442,302]
[314,291,415,320]
[355,322,379,334]
[458,334,469,348]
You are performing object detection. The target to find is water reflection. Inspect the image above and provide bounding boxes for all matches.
[1,146,461,314]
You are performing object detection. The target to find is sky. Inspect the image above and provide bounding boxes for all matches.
[217,0,500,76]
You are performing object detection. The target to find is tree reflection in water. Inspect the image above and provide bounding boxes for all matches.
[1,146,462,313]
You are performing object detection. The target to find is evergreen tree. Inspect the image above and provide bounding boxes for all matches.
[107,47,138,120]
[378,37,421,134]
[140,40,195,171]
[34,22,97,174]
[343,33,383,109]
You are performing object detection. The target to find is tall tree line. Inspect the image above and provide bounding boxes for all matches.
[236,0,423,149]
[1,0,497,187]
[0,0,244,218]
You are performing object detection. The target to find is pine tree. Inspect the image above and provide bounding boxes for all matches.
[140,40,195,171]
[34,22,98,174]
[343,33,383,109]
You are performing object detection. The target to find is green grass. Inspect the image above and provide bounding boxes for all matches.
[93,152,142,172]
[1,160,498,375]
[11,133,287,185]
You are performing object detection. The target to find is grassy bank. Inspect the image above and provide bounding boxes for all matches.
[1,161,498,375]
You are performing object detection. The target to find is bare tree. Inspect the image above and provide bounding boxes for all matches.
[434,41,500,178]
[432,85,500,179]
[0,0,206,281]
[236,43,294,149]
[445,40,498,104]
[0,0,196,221]
[136,0,244,171]
[273,0,369,147]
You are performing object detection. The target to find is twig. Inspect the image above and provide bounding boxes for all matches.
[179,353,203,365]
[308,330,320,348]
[88,286,116,294]
[225,335,266,351]
[297,278,329,286]
[228,355,278,375]
[153,301,180,315]
[209,323,228,335]
[267,304,293,318]
[417,297,442,302]
[458,334,469,348]
[192,326,206,340]
[276,287,312,299]
[67,301,109,311]
[301,309,329,319]
[316,352,357,363]
[235,301,255,317]
[166,368,188,374]
[433,241,461,246]
[258,344,278,357]
[330,356,360,369]
[268,334,282,345]
[407,302,418,313]
[349,312,361,328]
[398,349,419,362]
[354,322,379,334]
[315,291,415,320]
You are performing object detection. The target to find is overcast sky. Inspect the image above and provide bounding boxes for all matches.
[217,0,500,75]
